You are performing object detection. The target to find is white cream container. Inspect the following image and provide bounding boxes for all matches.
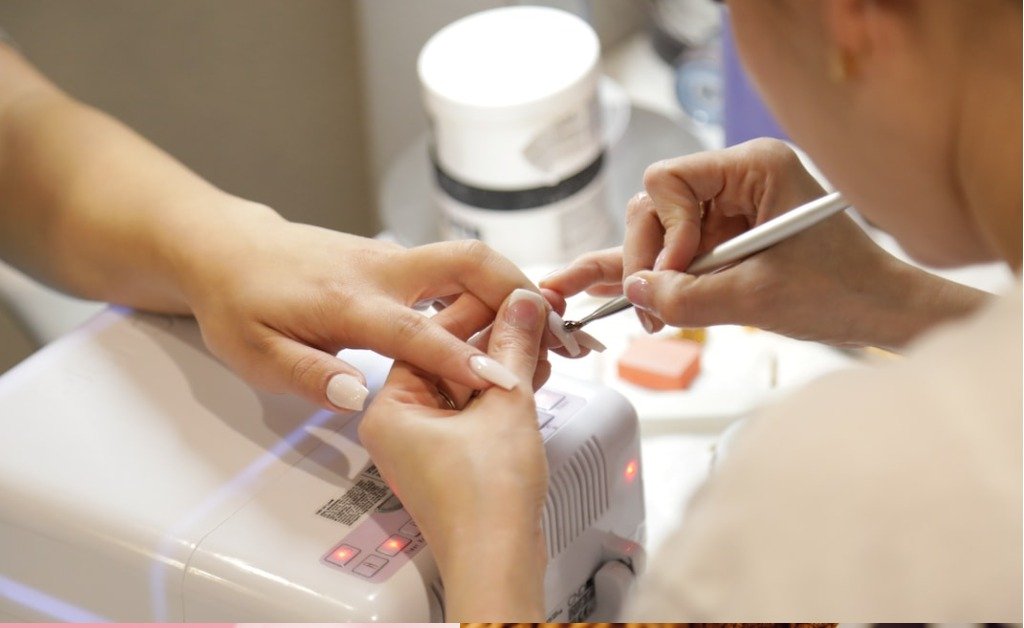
[418,6,611,265]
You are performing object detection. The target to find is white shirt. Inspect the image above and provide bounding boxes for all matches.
[627,282,1022,621]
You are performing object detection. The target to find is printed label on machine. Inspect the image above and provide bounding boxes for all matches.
[315,469,390,526]
[318,463,428,583]
[319,387,587,582]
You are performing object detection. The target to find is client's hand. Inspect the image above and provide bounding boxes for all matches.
[544,139,984,349]
[174,205,564,413]
[359,288,550,622]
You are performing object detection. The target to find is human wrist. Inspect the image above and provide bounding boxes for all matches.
[437,522,547,621]
[856,257,988,350]
[156,193,285,311]
[894,264,988,345]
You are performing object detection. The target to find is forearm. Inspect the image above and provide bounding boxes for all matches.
[0,46,277,313]
[438,527,547,622]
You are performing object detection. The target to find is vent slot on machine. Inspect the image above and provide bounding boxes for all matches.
[542,436,609,558]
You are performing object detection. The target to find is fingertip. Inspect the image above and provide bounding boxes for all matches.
[326,370,369,412]
[539,287,566,315]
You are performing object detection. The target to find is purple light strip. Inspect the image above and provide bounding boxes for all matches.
[0,573,110,622]
[148,408,341,620]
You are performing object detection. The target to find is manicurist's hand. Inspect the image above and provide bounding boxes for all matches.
[170,202,559,412]
[359,287,550,622]
[543,139,988,349]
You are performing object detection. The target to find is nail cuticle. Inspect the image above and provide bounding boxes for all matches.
[506,288,545,330]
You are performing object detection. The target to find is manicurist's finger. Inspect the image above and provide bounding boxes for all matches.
[624,267,741,328]
[540,247,624,297]
[622,193,666,278]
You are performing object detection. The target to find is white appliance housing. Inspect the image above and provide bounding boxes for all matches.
[0,309,644,621]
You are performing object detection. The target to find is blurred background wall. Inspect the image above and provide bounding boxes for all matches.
[0,0,377,371]
[0,0,376,234]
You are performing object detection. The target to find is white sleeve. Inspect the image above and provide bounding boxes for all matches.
[625,285,1022,620]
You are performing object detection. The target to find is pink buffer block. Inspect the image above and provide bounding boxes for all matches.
[617,335,702,390]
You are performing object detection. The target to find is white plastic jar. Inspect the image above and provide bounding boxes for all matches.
[418,6,611,266]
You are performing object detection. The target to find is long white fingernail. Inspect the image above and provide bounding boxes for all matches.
[326,373,368,411]
[572,329,607,353]
[547,311,580,357]
[469,354,519,390]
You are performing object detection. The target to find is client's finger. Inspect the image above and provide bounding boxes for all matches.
[541,247,624,297]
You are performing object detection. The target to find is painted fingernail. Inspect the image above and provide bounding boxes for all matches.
[506,288,546,330]
[326,373,369,411]
[624,275,653,310]
[547,311,580,357]
[469,354,519,390]
[638,310,655,334]
[572,329,607,352]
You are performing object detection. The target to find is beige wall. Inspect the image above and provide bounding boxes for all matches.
[0,0,376,235]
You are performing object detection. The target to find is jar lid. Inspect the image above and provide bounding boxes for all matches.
[418,6,600,119]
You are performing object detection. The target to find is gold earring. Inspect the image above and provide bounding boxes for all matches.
[827,48,857,83]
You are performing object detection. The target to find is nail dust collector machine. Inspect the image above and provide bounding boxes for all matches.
[0,309,644,621]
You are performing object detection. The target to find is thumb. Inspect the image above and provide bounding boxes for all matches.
[623,269,735,328]
[483,288,549,390]
[263,336,370,412]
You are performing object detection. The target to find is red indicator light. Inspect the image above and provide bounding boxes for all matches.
[377,534,411,556]
[624,459,638,482]
[328,544,359,566]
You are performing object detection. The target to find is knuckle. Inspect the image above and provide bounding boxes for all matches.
[289,352,324,390]
[391,310,430,345]
[571,249,604,270]
[490,332,528,356]
[642,159,674,191]
[457,239,495,266]
[238,323,275,356]
[748,137,798,166]
[491,329,539,361]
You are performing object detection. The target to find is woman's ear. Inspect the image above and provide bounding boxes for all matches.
[825,0,925,83]
[820,0,873,82]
